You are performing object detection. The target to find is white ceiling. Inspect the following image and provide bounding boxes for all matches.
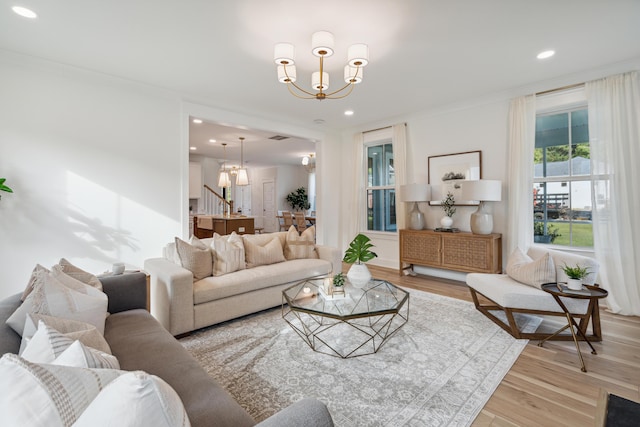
[2,0,640,165]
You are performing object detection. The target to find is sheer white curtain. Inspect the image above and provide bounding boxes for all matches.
[393,123,408,230]
[347,132,365,238]
[586,71,640,315]
[506,95,536,256]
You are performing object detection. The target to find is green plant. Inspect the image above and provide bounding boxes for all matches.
[561,263,591,280]
[533,222,561,243]
[343,233,378,265]
[0,178,13,200]
[285,187,311,211]
[441,191,456,217]
[332,273,345,287]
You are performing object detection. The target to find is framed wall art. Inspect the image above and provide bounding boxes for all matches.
[428,150,482,206]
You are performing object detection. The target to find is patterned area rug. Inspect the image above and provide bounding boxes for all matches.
[180,288,541,426]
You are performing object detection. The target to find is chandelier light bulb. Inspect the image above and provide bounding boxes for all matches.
[311,31,335,57]
[302,156,310,166]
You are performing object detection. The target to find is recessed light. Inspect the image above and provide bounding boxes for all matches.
[192,118,203,124]
[12,6,37,19]
[344,110,354,116]
[537,50,555,60]
[209,139,216,143]
[190,146,197,151]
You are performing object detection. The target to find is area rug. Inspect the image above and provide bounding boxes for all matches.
[180,288,541,426]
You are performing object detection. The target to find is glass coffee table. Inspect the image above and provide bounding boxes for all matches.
[282,277,410,358]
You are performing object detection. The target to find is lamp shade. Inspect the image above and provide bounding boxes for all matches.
[399,184,431,202]
[312,71,329,90]
[236,168,248,186]
[277,65,296,83]
[344,65,363,84]
[218,171,231,188]
[311,31,334,57]
[461,180,502,201]
[347,44,369,67]
[274,43,295,65]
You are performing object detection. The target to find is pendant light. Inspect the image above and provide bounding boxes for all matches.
[217,143,231,188]
[236,137,249,186]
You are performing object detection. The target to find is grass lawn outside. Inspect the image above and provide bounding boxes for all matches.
[550,221,593,247]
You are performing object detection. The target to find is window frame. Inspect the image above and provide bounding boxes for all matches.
[362,129,396,234]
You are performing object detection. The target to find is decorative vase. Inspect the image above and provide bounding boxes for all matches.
[566,278,583,290]
[347,263,371,288]
[440,216,453,229]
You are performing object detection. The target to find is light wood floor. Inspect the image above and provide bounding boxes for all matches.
[359,264,640,427]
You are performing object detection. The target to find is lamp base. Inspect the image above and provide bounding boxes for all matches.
[408,202,425,230]
[470,201,493,234]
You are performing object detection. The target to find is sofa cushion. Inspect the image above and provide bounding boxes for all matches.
[19,314,111,355]
[20,264,49,302]
[6,269,108,337]
[0,353,124,427]
[57,258,103,291]
[104,309,255,427]
[243,234,286,268]
[284,225,318,260]
[21,320,119,369]
[193,258,332,304]
[466,273,589,314]
[74,371,191,427]
[506,248,556,289]
[175,237,213,280]
[211,232,246,276]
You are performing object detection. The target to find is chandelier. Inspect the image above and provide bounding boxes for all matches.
[217,143,231,188]
[274,31,369,100]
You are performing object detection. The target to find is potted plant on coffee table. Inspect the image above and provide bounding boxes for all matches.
[562,263,590,290]
[343,233,377,287]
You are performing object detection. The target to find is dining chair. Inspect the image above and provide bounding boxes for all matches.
[281,211,294,231]
[294,212,307,233]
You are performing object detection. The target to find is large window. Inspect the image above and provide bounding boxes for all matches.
[366,141,396,232]
[534,108,593,247]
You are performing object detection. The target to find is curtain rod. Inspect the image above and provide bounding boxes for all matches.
[536,82,585,96]
[362,123,406,134]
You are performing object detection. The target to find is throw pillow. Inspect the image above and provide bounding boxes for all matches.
[57,258,103,291]
[6,269,108,337]
[210,232,246,276]
[50,264,106,298]
[20,320,76,363]
[175,236,213,280]
[74,371,191,427]
[0,353,124,427]
[20,264,50,302]
[20,313,112,355]
[53,340,120,369]
[284,225,318,260]
[243,235,286,268]
[506,247,556,289]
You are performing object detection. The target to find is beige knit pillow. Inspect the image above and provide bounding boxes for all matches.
[243,235,285,268]
[284,225,318,260]
[210,232,246,276]
[175,237,212,280]
[506,248,556,289]
[58,258,103,291]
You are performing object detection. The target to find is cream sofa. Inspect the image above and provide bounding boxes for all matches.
[145,231,341,336]
[466,246,603,341]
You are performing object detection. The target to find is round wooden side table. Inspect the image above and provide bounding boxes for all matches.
[539,283,608,372]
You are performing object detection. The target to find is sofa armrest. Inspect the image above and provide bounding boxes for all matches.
[316,245,342,277]
[144,258,195,336]
[255,398,333,427]
[99,272,148,314]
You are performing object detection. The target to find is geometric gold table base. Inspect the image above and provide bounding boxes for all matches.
[282,301,409,358]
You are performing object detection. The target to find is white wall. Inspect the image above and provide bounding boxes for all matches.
[334,98,510,275]
[0,53,182,298]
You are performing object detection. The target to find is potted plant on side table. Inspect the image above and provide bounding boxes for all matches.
[562,263,591,290]
[343,233,378,288]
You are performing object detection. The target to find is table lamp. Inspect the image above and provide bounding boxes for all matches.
[399,184,431,230]
[461,180,502,234]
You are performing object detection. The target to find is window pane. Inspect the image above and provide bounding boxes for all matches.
[367,189,396,232]
[536,113,569,178]
[367,143,393,187]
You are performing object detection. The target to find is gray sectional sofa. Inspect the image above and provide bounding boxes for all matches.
[0,272,334,427]
[144,231,342,336]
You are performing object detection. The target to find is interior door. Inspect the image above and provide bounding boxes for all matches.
[262,180,276,232]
